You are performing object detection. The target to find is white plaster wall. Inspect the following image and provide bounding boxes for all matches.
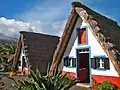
[69,38,78,58]
[86,22,119,77]
[18,46,25,68]
[60,17,82,73]
[62,67,76,72]
[87,25,107,57]
[61,17,119,77]
[63,17,82,57]
[77,21,119,77]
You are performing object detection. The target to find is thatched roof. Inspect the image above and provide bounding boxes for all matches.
[12,31,59,74]
[50,2,120,76]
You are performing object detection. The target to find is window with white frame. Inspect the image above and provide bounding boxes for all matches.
[64,56,76,67]
[91,56,110,70]
[96,58,104,69]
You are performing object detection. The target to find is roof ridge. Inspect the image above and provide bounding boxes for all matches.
[72,2,118,26]
[19,31,60,38]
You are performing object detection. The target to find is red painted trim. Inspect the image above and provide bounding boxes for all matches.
[92,75,120,87]
[62,71,76,78]
[62,71,120,88]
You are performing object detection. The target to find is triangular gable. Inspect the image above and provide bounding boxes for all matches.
[12,31,59,74]
[50,2,120,76]
[62,19,119,76]
[12,34,22,71]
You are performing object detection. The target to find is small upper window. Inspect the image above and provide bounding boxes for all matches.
[64,56,76,67]
[78,28,87,44]
[91,56,110,70]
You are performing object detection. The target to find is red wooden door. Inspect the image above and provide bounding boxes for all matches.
[77,49,90,83]
[78,28,86,44]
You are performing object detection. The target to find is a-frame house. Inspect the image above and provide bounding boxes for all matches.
[50,2,120,87]
[12,31,59,75]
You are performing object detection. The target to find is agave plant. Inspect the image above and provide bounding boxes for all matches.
[0,43,16,72]
[15,67,77,90]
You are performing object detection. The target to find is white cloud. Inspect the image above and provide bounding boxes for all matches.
[15,0,77,37]
[0,17,43,38]
[15,0,97,37]
[52,20,67,36]
[6,0,119,38]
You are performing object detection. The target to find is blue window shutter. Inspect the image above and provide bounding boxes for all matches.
[91,58,96,69]
[104,58,110,70]
[64,58,68,67]
[72,58,76,67]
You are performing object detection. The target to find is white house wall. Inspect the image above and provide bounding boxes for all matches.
[61,17,82,73]
[61,17,119,77]
[18,46,25,68]
[86,22,119,77]
[63,17,82,57]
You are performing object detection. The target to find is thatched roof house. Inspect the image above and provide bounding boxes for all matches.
[12,31,59,75]
[50,2,120,77]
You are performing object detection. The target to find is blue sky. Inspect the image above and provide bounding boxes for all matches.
[0,0,119,37]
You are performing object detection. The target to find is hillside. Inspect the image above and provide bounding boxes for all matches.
[0,33,17,43]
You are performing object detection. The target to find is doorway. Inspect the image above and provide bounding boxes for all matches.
[77,48,90,83]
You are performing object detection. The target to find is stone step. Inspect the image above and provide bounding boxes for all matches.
[69,83,91,90]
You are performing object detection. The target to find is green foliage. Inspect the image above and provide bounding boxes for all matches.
[16,67,76,90]
[0,43,16,72]
[98,81,116,90]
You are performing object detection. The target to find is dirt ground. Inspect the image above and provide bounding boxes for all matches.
[0,73,27,90]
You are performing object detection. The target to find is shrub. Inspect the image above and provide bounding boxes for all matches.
[98,81,117,90]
